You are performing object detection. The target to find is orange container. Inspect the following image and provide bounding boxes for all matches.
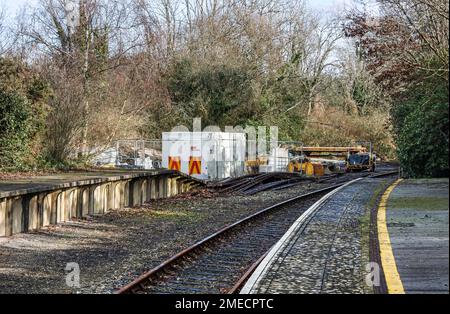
[312,163,325,176]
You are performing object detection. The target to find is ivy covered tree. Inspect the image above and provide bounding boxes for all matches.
[0,90,32,169]
[0,58,51,170]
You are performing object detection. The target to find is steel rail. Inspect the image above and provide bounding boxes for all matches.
[116,183,344,294]
[116,170,398,294]
[225,170,400,294]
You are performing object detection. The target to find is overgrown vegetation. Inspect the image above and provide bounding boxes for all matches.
[345,0,449,177]
[394,75,449,177]
[0,90,32,169]
[0,59,50,170]
[0,0,448,176]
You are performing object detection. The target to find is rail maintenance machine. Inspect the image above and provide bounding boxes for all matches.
[286,143,376,175]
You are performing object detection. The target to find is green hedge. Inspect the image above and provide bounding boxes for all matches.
[393,77,449,178]
[0,89,33,170]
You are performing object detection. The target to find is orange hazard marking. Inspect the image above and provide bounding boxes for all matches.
[168,156,181,171]
[189,157,201,175]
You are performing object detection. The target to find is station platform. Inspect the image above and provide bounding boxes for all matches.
[0,169,201,198]
[241,177,449,294]
[0,169,204,237]
[383,178,449,294]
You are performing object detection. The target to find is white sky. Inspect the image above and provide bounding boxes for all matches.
[308,0,352,11]
[1,0,355,18]
[1,0,36,15]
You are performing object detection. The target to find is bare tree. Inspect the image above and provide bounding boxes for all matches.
[345,0,449,94]
[0,6,18,56]
[21,0,141,158]
[380,0,449,77]
[1,0,400,164]
[281,13,343,116]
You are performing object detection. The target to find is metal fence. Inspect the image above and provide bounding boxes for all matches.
[93,139,307,178]
[115,140,163,169]
[92,138,376,180]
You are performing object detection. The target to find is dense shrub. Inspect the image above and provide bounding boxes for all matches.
[392,77,449,177]
[0,58,51,170]
[0,90,33,169]
[167,59,256,127]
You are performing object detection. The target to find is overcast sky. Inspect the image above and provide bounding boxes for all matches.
[1,0,354,17]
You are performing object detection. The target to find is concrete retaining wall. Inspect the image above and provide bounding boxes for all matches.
[0,171,202,237]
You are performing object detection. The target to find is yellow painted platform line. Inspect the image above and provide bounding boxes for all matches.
[378,179,405,294]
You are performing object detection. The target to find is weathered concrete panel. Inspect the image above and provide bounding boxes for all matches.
[171,178,178,197]
[158,177,164,199]
[81,189,89,217]
[142,180,148,203]
[167,178,172,198]
[43,194,51,227]
[103,184,109,213]
[113,183,121,209]
[106,184,113,212]
[0,199,6,237]
[163,176,169,198]
[132,180,140,207]
[12,198,23,235]
[56,192,65,223]
[145,179,151,202]
[66,190,72,220]
[29,196,39,230]
[179,181,185,193]
[70,190,77,219]
[182,182,189,193]
[50,192,58,225]
[0,171,203,237]
[75,189,82,218]
[150,178,157,200]
[94,186,103,215]
[124,182,130,207]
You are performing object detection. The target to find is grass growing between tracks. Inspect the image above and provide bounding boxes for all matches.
[110,206,209,243]
[124,208,205,221]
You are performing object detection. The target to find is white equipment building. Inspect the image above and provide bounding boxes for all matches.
[162,132,246,180]
[259,147,290,173]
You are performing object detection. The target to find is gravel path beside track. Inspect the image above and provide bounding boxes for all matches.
[0,181,332,294]
[245,177,394,294]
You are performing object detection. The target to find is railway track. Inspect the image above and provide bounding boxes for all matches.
[116,170,398,294]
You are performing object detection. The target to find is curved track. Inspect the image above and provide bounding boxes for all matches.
[116,170,398,294]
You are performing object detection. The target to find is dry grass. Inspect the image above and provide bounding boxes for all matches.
[302,104,396,158]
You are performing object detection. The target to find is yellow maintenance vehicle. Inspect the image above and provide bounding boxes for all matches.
[345,142,376,172]
[346,151,376,172]
[346,152,376,172]
[287,157,324,176]
[286,145,376,175]
[245,156,269,174]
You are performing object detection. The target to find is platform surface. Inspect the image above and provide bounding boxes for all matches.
[241,177,449,294]
[387,178,449,294]
[241,177,393,294]
[0,169,193,198]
